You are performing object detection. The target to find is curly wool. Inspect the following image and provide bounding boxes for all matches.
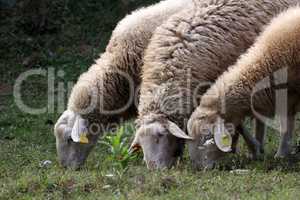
[67,0,192,117]
[195,6,300,127]
[138,0,299,128]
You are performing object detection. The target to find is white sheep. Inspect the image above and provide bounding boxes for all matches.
[54,0,192,169]
[187,6,300,169]
[131,0,299,169]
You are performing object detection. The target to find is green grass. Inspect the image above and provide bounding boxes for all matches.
[2,0,300,199]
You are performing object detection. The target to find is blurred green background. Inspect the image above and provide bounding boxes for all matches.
[1,0,300,199]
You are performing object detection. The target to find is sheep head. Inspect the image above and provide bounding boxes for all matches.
[54,110,98,169]
[130,114,193,169]
[187,109,235,170]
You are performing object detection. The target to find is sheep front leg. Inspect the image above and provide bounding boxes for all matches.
[253,118,265,154]
[236,125,262,160]
[231,131,240,153]
[275,115,294,159]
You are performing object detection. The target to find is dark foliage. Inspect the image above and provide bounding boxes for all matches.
[0,0,159,83]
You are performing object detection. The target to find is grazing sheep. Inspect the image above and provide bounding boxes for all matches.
[187,7,300,169]
[131,0,299,169]
[54,0,192,169]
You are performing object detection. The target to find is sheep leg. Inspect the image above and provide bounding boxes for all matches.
[275,115,294,159]
[236,125,262,160]
[231,132,240,153]
[253,118,265,154]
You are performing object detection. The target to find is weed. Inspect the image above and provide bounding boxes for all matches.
[101,126,137,174]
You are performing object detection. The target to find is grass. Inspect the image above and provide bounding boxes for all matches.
[2,0,300,199]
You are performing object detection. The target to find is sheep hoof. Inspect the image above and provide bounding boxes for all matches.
[275,146,293,159]
[248,143,264,161]
[248,150,264,161]
[274,151,291,159]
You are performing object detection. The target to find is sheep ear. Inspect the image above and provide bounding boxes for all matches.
[54,110,73,135]
[167,120,193,140]
[54,110,77,141]
[71,115,89,144]
[214,120,232,152]
[129,136,141,154]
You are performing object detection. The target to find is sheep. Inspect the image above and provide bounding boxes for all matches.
[130,0,300,169]
[53,0,193,169]
[187,6,300,169]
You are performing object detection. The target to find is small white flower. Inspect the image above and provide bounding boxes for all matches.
[39,160,52,168]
